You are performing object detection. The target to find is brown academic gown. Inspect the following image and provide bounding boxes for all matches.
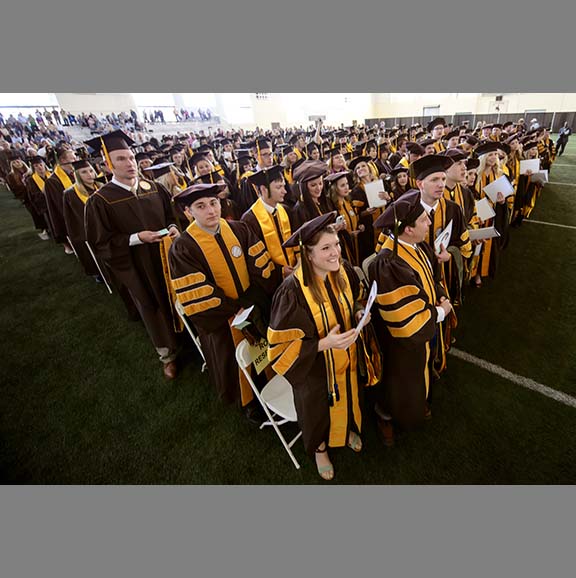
[63,186,100,276]
[267,261,364,456]
[369,238,446,430]
[44,171,72,243]
[241,198,297,289]
[85,179,178,351]
[168,219,277,407]
[24,174,50,231]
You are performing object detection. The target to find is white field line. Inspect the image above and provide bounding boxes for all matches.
[449,348,576,409]
[524,219,576,230]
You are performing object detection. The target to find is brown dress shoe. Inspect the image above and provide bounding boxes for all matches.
[163,361,178,380]
[377,417,395,447]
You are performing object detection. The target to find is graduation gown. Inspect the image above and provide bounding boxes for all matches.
[241,198,297,288]
[63,185,100,276]
[470,169,510,279]
[168,219,277,407]
[267,261,364,455]
[85,179,178,351]
[24,173,50,231]
[350,183,384,263]
[369,237,446,430]
[44,166,74,243]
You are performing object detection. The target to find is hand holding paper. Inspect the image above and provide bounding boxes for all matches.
[483,175,514,204]
[355,280,377,335]
[365,180,388,208]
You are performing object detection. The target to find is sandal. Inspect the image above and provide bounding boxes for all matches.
[315,445,334,481]
[347,431,363,453]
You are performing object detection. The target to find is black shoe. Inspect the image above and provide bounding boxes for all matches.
[243,402,265,426]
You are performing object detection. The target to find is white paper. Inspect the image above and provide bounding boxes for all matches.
[519,159,540,175]
[474,243,483,256]
[355,280,377,335]
[157,228,170,237]
[364,180,388,208]
[434,219,453,255]
[231,305,254,330]
[530,170,548,184]
[483,175,515,204]
[475,198,496,222]
[468,226,501,241]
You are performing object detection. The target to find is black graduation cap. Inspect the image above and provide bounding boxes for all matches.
[522,141,538,152]
[374,190,424,231]
[195,171,226,184]
[406,142,425,156]
[427,117,447,132]
[328,147,346,157]
[147,162,174,178]
[282,211,337,249]
[440,148,467,163]
[335,130,348,140]
[419,138,438,148]
[276,144,294,155]
[492,123,503,129]
[173,183,226,207]
[71,159,92,171]
[443,129,460,141]
[252,138,272,151]
[220,138,232,146]
[348,155,372,172]
[465,158,480,170]
[306,142,320,154]
[390,164,410,176]
[247,165,284,188]
[135,152,152,162]
[410,154,454,180]
[324,170,351,184]
[189,152,211,167]
[474,141,501,157]
[293,160,328,183]
[84,130,136,157]
[235,149,253,160]
[28,155,46,166]
[504,134,520,145]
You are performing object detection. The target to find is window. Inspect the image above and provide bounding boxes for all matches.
[423,106,440,117]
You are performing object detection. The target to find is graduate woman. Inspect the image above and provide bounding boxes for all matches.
[267,212,375,481]
[325,171,364,266]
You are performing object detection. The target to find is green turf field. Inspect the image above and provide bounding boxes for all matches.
[1,141,575,484]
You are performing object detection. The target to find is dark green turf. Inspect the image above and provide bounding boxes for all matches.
[1,159,575,484]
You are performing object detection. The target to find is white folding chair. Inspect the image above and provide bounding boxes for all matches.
[235,339,302,469]
[353,265,369,293]
[175,300,207,372]
[362,253,378,281]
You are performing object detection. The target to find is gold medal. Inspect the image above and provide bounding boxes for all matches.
[140,181,151,191]
[231,245,243,258]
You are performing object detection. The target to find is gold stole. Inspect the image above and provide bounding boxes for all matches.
[186,219,250,299]
[32,173,45,191]
[158,236,184,333]
[294,267,361,447]
[283,167,294,185]
[54,165,73,190]
[187,219,252,406]
[251,199,296,267]
[399,157,410,168]
[74,184,90,205]
[475,169,498,277]
[383,236,436,395]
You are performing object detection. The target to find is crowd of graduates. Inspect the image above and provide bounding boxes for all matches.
[1,113,559,480]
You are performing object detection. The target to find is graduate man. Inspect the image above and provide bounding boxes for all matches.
[411,154,472,373]
[369,191,452,446]
[84,130,181,379]
[241,165,297,287]
[168,183,277,424]
[44,146,78,254]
